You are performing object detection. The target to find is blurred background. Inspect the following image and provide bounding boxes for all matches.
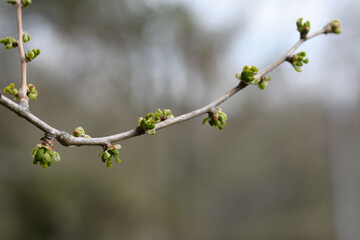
[0,0,359,239]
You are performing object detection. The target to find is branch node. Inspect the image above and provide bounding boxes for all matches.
[57,131,73,146]
[19,99,29,111]
[41,133,55,149]
[136,126,146,135]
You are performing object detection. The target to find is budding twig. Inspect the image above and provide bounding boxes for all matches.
[15,0,29,109]
[0,19,341,149]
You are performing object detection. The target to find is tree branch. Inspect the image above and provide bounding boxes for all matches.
[0,20,339,148]
[15,0,29,109]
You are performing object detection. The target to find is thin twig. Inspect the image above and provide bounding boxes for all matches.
[255,27,328,79]
[15,0,29,109]
[0,23,334,147]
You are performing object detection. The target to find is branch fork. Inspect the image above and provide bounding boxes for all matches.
[0,5,342,168]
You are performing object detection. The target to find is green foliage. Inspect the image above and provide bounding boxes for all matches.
[0,36,16,49]
[25,48,41,62]
[22,31,31,42]
[202,107,228,130]
[72,126,91,138]
[138,109,174,135]
[21,0,32,8]
[3,83,19,100]
[296,18,310,38]
[330,19,341,34]
[32,144,61,168]
[288,51,309,72]
[99,144,122,168]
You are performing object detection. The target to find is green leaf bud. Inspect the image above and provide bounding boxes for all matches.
[26,51,35,60]
[1,36,16,49]
[103,150,111,159]
[296,18,310,38]
[203,108,228,130]
[6,43,13,49]
[99,152,106,163]
[27,84,38,100]
[25,48,41,61]
[32,145,40,157]
[42,151,53,163]
[146,129,156,135]
[258,81,268,90]
[330,19,341,34]
[115,156,122,163]
[23,31,31,42]
[106,160,113,168]
[238,65,259,84]
[137,117,143,126]
[54,152,61,162]
[202,117,210,125]
[34,148,45,162]
[288,52,309,72]
[28,92,37,100]
[21,0,32,7]
[6,0,16,5]
[113,144,121,150]
[32,144,60,168]
[3,83,19,99]
[99,144,123,167]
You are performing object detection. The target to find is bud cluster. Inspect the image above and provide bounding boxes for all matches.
[21,0,32,7]
[3,83,38,100]
[0,36,16,49]
[72,126,91,138]
[25,49,41,62]
[329,19,341,34]
[32,144,61,168]
[236,65,258,84]
[235,65,271,90]
[296,18,310,38]
[257,76,271,90]
[7,0,32,7]
[3,83,18,99]
[287,51,309,72]
[26,84,38,100]
[202,107,228,130]
[138,109,174,135]
[99,144,122,168]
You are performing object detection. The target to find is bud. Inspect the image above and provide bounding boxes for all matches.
[23,31,31,42]
[258,81,268,90]
[21,0,32,7]
[330,19,341,34]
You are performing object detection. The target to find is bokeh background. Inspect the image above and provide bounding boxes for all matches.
[0,0,359,239]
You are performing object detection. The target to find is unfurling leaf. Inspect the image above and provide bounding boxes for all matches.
[203,108,228,130]
[99,144,122,167]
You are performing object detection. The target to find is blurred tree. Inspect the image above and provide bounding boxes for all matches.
[0,0,355,240]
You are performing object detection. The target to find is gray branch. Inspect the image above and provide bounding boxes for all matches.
[0,23,334,147]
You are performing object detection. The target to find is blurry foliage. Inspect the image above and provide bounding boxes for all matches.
[0,0,359,239]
